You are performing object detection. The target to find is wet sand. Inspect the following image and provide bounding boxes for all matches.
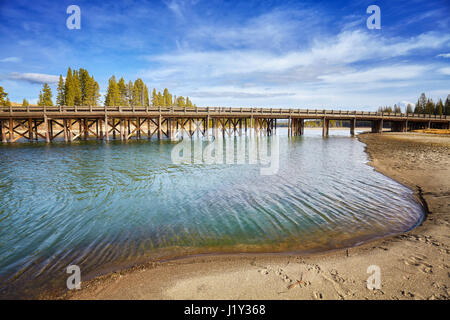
[48,132,449,300]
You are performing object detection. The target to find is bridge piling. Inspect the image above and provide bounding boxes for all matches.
[350,118,356,136]
[322,118,329,137]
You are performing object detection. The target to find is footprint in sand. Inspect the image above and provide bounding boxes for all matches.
[403,255,433,273]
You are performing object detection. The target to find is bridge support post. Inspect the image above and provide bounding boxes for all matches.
[63,119,68,142]
[168,118,173,140]
[105,115,109,141]
[136,117,140,139]
[288,117,291,137]
[428,120,431,129]
[43,115,50,143]
[99,119,104,140]
[372,119,383,133]
[1,120,6,143]
[322,117,329,137]
[206,115,210,139]
[120,119,124,141]
[404,120,408,132]
[350,118,356,136]
[9,118,13,142]
[158,115,162,140]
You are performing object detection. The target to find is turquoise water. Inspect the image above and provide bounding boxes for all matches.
[0,129,424,298]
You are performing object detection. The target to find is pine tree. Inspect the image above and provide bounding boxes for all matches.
[56,75,65,105]
[157,92,163,106]
[0,86,8,106]
[118,77,127,106]
[64,67,75,106]
[38,83,53,106]
[186,97,193,107]
[176,96,185,107]
[144,84,150,106]
[152,88,158,106]
[132,79,145,106]
[162,88,170,106]
[126,81,133,106]
[425,98,435,115]
[435,99,444,116]
[414,99,423,114]
[445,95,450,116]
[406,104,413,114]
[418,93,427,114]
[72,69,82,106]
[22,98,29,107]
[104,76,120,106]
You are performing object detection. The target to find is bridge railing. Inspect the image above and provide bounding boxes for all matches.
[0,105,449,119]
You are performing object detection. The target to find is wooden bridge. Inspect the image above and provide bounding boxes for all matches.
[0,105,449,143]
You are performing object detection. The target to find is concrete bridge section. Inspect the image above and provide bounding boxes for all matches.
[0,106,449,143]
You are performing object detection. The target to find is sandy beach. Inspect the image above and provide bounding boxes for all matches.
[48,132,449,300]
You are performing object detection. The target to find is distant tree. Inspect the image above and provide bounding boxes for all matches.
[64,67,75,106]
[186,96,193,107]
[176,96,185,107]
[435,99,444,116]
[56,75,65,105]
[393,104,401,113]
[72,69,82,106]
[104,76,120,106]
[117,77,127,106]
[157,91,163,106]
[38,83,53,106]
[445,95,450,115]
[151,88,158,106]
[406,104,413,114]
[378,106,392,113]
[126,81,133,106]
[414,99,423,114]
[0,86,8,106]
[425,98,435,115]
[417,93,427,114]
[162,88,173,106]
[143,84,150,106]
[22,98,29,107]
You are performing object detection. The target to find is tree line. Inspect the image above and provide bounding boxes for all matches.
[103,75,196,107]
[30,67,197,108]
[378,93,450,116]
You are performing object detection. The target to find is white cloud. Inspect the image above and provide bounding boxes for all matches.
[437,53,450,58]
[439,67,450,75]
[0,57,21,63]
[142,30,448,87]
[7,72,60,84]
[317,65,428,84]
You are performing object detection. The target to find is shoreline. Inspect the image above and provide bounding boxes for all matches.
[44,132,449,300]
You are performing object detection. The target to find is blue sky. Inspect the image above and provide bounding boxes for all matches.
[0,0,449,109]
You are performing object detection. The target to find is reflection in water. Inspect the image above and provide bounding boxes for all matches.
[0,129,424,297]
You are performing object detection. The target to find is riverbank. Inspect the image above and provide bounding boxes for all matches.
[48,132,449,300]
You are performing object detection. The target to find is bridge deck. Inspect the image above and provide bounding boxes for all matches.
[1,106,449,122]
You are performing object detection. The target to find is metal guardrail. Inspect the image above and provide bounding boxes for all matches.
[0,105,449,119]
